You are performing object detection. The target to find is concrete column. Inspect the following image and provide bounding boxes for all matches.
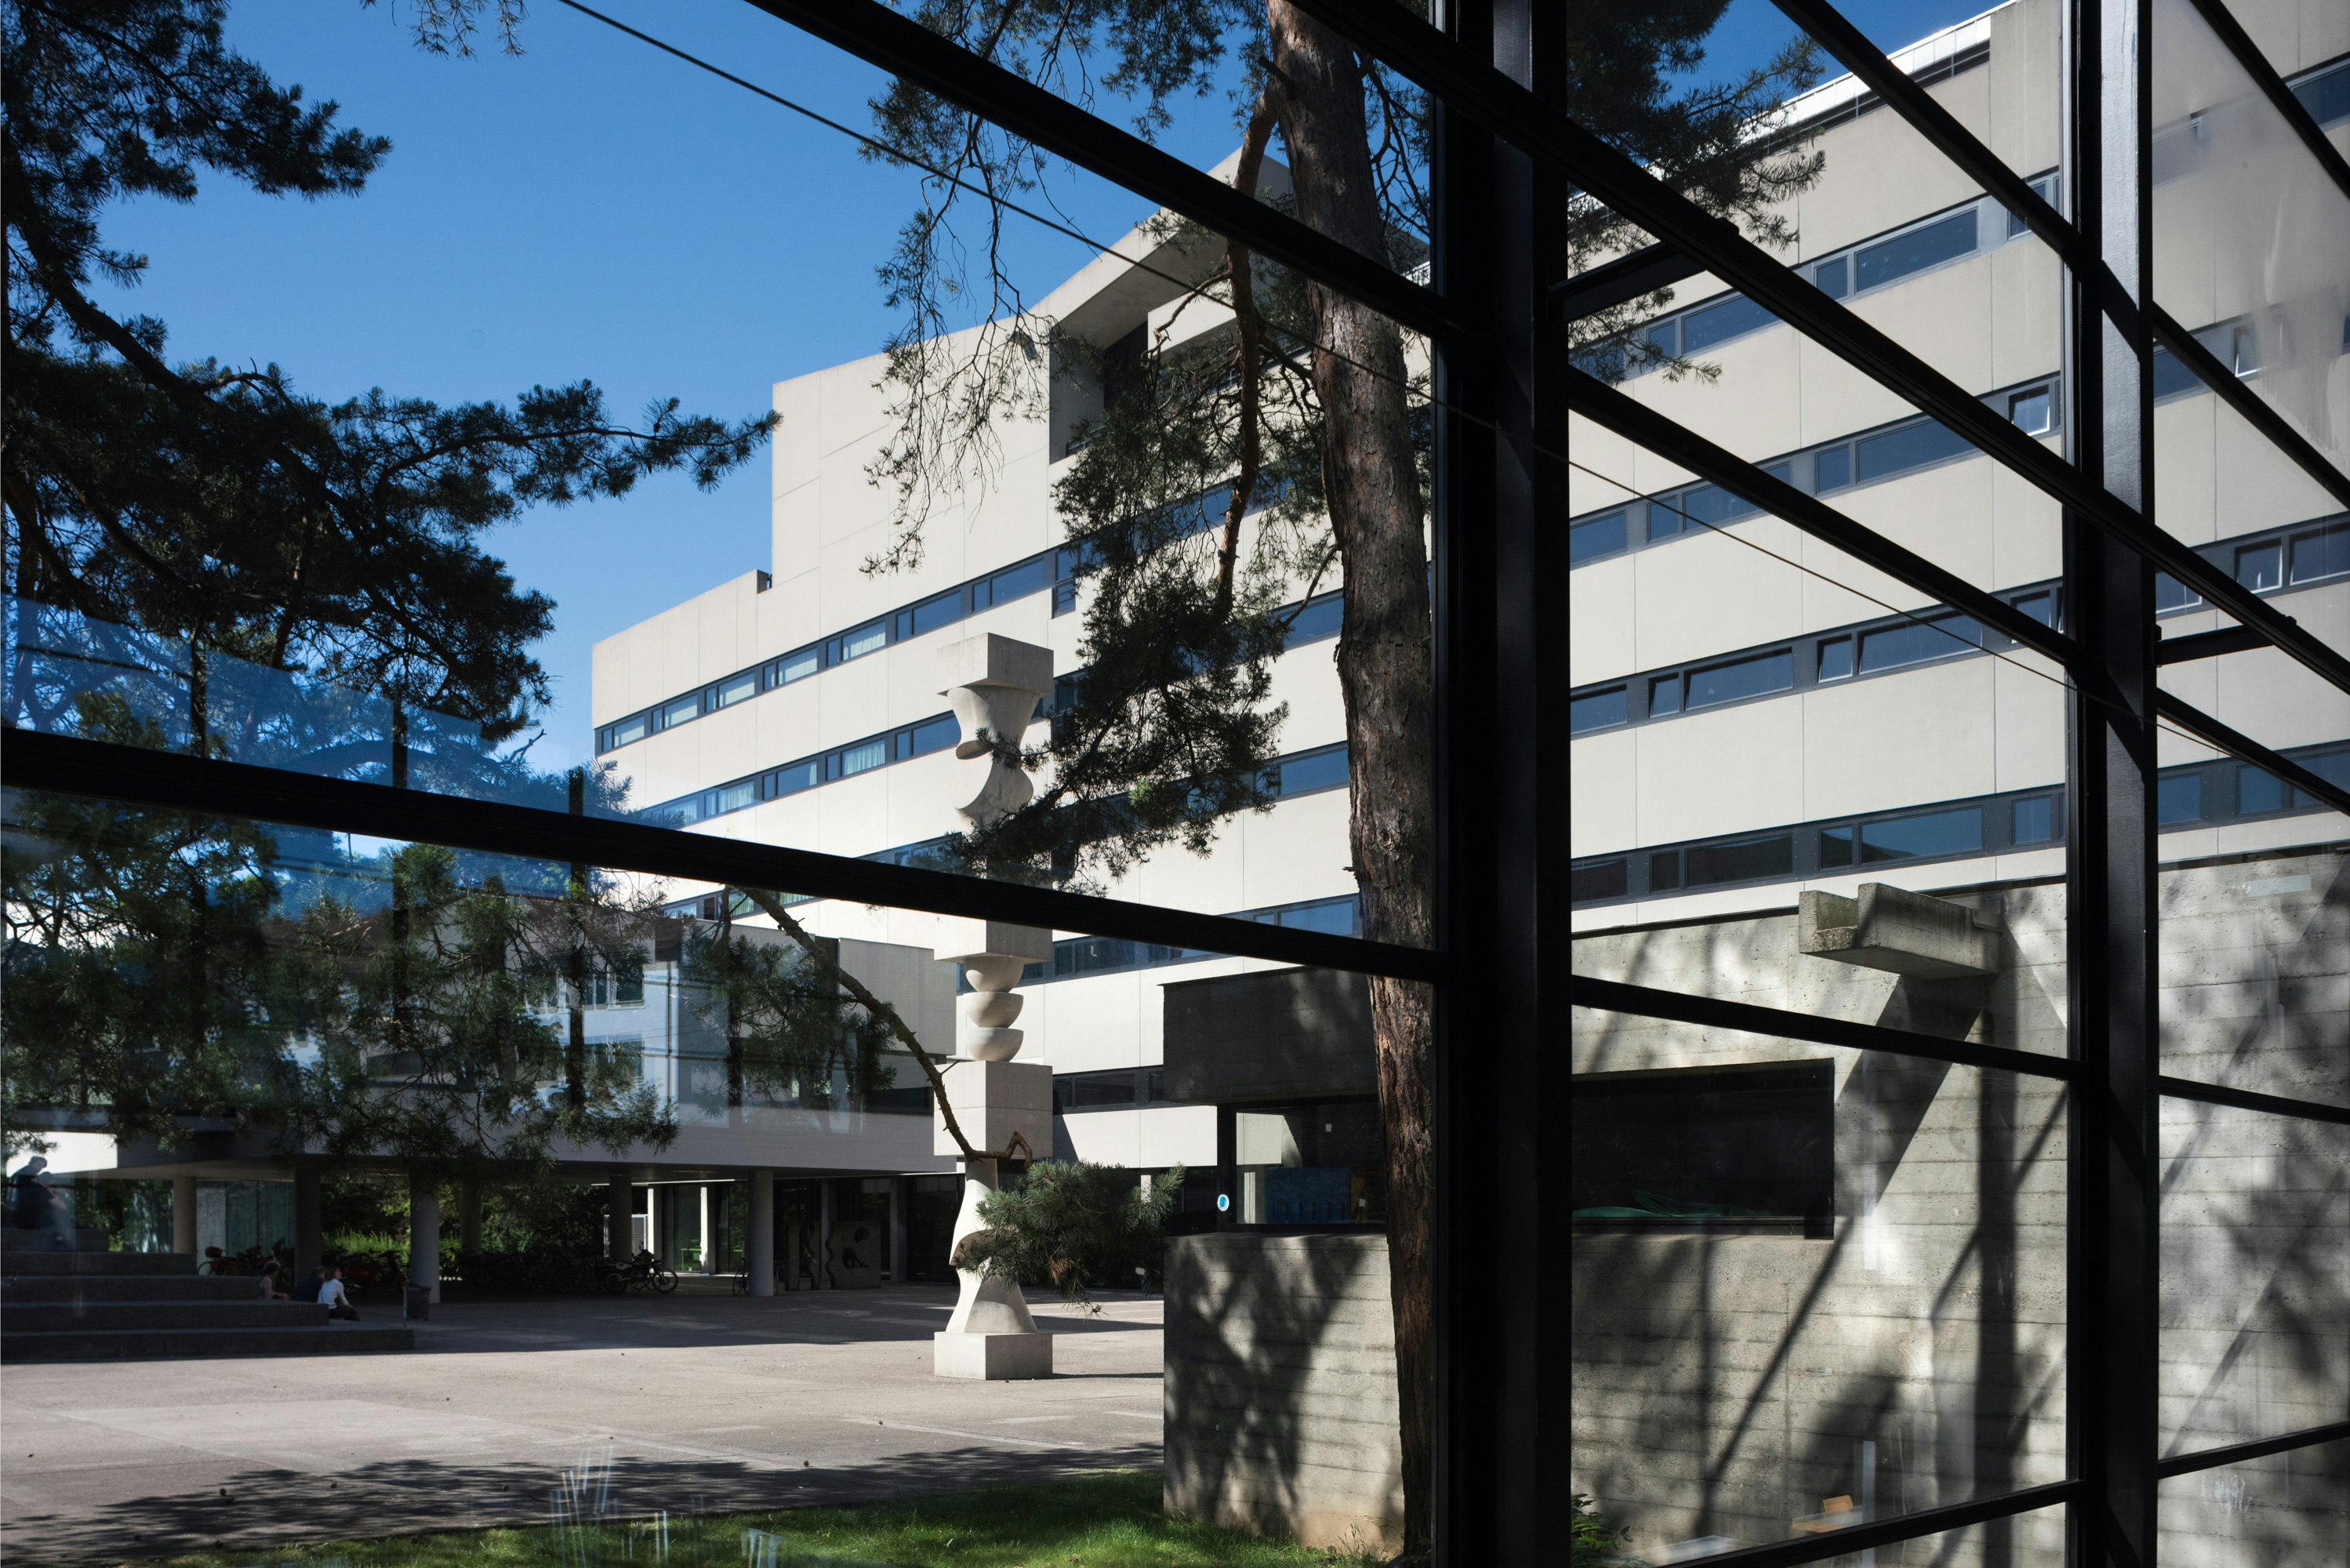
[606,1170,632,1263]
[888,1177,907,1284]
[171,1174,198,1265]
[407,1170,441,1305]
[458,1176,482,1254]
[292,1163,323,1283]
[816,1178,836,1289]
[746,1171,775,1298]
[697,1183,714,1273]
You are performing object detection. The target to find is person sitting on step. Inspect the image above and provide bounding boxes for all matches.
[317,1263,360,1321]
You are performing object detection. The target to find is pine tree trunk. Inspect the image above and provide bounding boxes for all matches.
[1266,5,1436,1553]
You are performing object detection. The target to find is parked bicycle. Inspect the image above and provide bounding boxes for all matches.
[598,1249,678,1295]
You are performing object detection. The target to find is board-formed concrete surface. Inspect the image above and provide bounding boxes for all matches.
[0,1285,1163,1563]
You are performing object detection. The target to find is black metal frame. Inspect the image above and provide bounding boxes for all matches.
[4,0,2341,1561]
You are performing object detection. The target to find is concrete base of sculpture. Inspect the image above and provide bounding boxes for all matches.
[934,1327,1053,1380]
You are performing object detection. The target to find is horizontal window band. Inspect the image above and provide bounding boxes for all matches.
[1572,740,2350,909]
[597,481,1291,756]
[1571,975,2076,1083]
[1571,514,2350,736]
[2,728,1444,985]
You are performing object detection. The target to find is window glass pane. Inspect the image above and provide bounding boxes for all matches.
[1684,834,1793,887]
[1857,614,1981,673]
[1854,209,1978,292]
[1647,503,1680,543]
[1858,807,1984,863]
[1816,637,1854,681]
[714,672,757,707]
[2236,540,2284,590]
[1647,851,1680,891]
[1679,484,1756,528]
[608,713,650,748]
[905,714,960,756]
[1276,746,1349,797]
[990,557,1048,603]
[1572,859,1629,904]
[663,695,701,727]
[2159,1439,2350,1567]
[1569,1014,2068,1558]
[1280,592,1344,648]
[2294,60,2350,126]
[1854,419,1973,483]
[2012,590,2056,626]
[1819,825,1854,867]
[839,621,887,661]
[2158,772,2204,824]
[2156,572,2200,611]
[775,648,819,684]
[1570,510,1627,564]
[769,759,819,797]
[2013,795,2056,844]
[2009,386,2054,434]
[908,590,962,637]
[1648,675,1681,716]
[2159,1101,2348,1453]
[2152,344,2203,398]
[2236,764,2286,815]
[1646,318,1679,359]
[1814,444,1852,492]
[1684,650,1792,710]
[1679,292,1775,354]
[1812,256,1847,299]
[2290,523,2350,583]
[1571,687,1629,735]
[715,779,757,814]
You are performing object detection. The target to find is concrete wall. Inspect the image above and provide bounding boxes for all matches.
[1163,1232,1403,1555]
[1569,847,2348,1563]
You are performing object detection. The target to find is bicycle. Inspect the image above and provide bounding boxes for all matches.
[597,1249,678,1295]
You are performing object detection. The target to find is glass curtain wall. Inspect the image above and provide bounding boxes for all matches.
[1568,0,2348,1563]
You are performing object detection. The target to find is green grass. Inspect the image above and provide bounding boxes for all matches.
[100,1471,1389,1568]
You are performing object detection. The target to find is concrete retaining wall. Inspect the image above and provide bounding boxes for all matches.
[1162,1232,1403,1555]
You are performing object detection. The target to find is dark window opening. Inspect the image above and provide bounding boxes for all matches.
[1571,1061,1835,1237]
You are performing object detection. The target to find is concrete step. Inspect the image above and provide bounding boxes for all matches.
[0,1250,203,1278]
[0,1323,414,1362]
[2,1273,263,1304]
[5,1300,330,1331]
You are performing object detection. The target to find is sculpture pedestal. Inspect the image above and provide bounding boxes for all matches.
[934,1328,1053,1379]
[934,1153,1054,1380]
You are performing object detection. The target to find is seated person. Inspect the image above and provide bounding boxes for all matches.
[318,1264,360,1321]
[256,1261,290,1301]
[292,1265,328,1305]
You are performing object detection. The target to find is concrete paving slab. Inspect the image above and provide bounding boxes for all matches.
[0,1286,1163,1564]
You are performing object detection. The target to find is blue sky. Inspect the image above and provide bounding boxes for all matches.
[93,0,1992,769]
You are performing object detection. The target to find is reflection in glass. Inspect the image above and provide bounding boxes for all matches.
[2159,1439,2349,1565]
[1571,1014,2066,1559]
[2159,1101,2348,1455]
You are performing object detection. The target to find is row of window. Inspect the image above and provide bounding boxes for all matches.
[637,586,1349,829]
[597,481,1280,756]
[1588,174,2054,385]
[1053,1066,1173,1113]
[1569,314,2328,574]
[1568,375,2062,568]
[2154,54,2350,187]
[1019,893,1361,988]
[1569,515,2350,737]
[1571,741,2350,909]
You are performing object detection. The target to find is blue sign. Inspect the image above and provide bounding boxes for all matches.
[1215,1193,1230,1213]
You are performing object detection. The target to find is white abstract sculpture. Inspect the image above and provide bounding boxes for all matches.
[931,633,1058,1381]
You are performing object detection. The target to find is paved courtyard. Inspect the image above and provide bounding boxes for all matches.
[0,1285,1164,1564]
